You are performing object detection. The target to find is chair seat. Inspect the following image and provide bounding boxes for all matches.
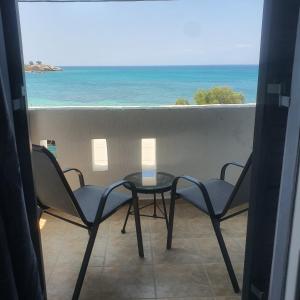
[177,179,234,215]
[74,185,131,223]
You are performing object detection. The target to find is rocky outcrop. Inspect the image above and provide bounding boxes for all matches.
[25,64,63,72]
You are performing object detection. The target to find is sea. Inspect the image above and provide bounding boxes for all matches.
[25,65,258,107]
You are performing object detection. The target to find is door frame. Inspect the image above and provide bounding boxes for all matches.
[268,8,300,300]
[242,0,300,299]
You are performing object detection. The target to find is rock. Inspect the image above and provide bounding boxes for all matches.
[25,63,63,72]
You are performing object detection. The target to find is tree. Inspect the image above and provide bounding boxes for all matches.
[29,61,34,65]
[175,98,190,105]
[194,86,245,105]
[36,60,42,65]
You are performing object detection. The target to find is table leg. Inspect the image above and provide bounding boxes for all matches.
[161,193,169,229]
[121,201,132,234]
[153,193,157,217]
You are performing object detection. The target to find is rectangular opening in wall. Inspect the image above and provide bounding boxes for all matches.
[40,139,48,148]
[92,139,108,171]
[40,139,57,157]
[141,138,157,186]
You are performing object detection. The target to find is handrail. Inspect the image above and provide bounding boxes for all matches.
[94,180,138,225]
[220,162,245,180]
[63,168,85,187]
[171,175,216,217]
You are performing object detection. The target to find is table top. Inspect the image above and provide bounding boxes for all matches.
[124,171,175,194]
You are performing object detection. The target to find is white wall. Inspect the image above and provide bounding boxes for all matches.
[29,105,255,192]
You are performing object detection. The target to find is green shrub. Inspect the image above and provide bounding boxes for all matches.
[194,86,245,105]
[175,98,190,105]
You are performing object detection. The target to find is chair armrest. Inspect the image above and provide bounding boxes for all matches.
[172,175,216,216]
[220,162,245,180]
[94,180,137,225]
[63,168,85,187]
[101,180,137,200]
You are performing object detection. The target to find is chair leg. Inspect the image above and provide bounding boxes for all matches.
[211,219,240,293]
[72,225,99,300]
[166,193,176,249]
[132,196,144,258]
[121,202,132,234]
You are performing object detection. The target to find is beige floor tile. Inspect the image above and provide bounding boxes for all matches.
[42,202,247,299]
[79,267,104,299]
[154,264,213,298]
[152,238,203,265]
[154,217,214,239]
[205,263,243,297]
[105,234,152,266]
[196,237,244,264]
[174,204,208,219]
[47,264,80,300]
[89,265,155,299]
[221,214,247,239]
[233,237,246,253]
[109,217,151,237]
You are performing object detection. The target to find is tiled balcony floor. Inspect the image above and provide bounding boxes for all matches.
[41,200,246,300]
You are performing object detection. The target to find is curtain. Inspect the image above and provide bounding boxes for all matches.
[0,29,43,300]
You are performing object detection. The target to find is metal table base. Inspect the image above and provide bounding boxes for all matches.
[121,192,169,233]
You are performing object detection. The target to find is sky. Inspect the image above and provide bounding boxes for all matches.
[18,0,264,66]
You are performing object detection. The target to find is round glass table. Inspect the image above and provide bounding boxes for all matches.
[121,171,175,233]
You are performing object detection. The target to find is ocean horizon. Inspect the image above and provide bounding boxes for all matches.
[25,65,259,107]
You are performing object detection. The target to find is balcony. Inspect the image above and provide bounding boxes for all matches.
[30,104,254,299]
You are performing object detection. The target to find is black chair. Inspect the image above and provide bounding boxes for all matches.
[167,154,252,293]
[31,145,144,300]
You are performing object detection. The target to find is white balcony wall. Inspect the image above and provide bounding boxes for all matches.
[29,105,255,193]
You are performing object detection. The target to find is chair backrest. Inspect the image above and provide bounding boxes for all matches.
[31,145,82,218]
[222,154,252,215]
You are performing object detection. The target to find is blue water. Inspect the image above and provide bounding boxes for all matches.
[25,65,258,107]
